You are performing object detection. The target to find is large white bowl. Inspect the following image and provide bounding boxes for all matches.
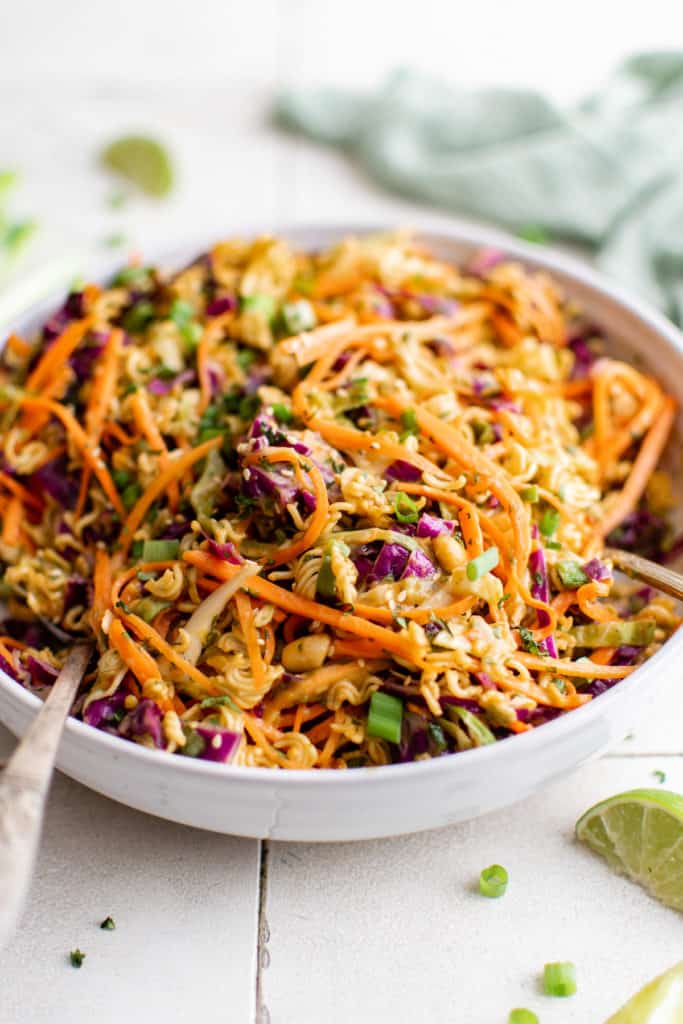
[1,223,682,842]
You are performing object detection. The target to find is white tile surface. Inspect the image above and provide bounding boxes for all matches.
[0,727,261,1024]
[263,756,683,1024]
[1,5,683,1022]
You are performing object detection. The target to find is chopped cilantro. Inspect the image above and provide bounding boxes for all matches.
[519,626,544,656]
[69,949,86,968]
[100,916,116,931]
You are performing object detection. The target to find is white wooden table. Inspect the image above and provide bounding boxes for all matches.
[1,4,682,1021]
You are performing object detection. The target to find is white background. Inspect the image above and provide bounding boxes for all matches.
[1,2,683,1021]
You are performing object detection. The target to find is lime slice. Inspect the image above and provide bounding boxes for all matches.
[101,136,173,197]
[605,961,683,1023]
[576,789,683,912]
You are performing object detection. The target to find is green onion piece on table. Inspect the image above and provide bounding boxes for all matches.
[544,961,577,997]
[508,1010,538,1024]
[478,863,509,898]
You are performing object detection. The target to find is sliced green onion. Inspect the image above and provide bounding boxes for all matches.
[556,560,589,589]
[69,949,86,968]
[479,863,508,898]
[281,299,316,334]
[241,293,277,321]
[141,539,180,561]
[367,691,403,744]
[427,722,448,754]
[112,469,132,489]
[200,695,241,712]
[132,597,170,623]
[392,491,419,524]
[520,485,539,503]
[272,403,293,424]
[315,540,350,600]
[122,300,155,333]
[543,961,577,997]
[508,1010,538,1024]
[571,619,655,648]
[121,482,142,510]
[444,705,495,747]
[545,539,562,550]
[100,916,116,931]
[539,507,560,537]
[653,769,667,784]
[472,419,495,445]
[170,298,202,351]
[400,408,419,437]
[113,265,153,288]
[466,546,499,581]
[180,726,206,758]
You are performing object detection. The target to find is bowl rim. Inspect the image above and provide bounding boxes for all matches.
[1,218,682,788]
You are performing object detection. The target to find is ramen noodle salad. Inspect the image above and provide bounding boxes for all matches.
[0,233,679,768]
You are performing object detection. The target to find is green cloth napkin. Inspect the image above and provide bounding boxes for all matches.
[274,53,683,324]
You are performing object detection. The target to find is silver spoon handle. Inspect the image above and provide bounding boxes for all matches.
[0,644,92,948]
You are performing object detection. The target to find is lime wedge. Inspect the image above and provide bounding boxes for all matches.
[605,961,683,1023]
[101,136,173,197]
[576,789,683,912]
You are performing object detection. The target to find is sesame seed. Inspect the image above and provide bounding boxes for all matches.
[369,441,380,450]
[211,735,222,749]
[243,468,251,480]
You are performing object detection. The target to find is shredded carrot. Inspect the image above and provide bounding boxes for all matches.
[576,580,617,623]
[25,317,92,394]
[352,595,476,626]
[0,470,42,511]
[184,549,423,665]
[85,329,122,446]
[129,388,179,511]
[0,635,27,650]
[18,395,124,517]
[108,617,159,684]
[6,333,31,359]
[91,547,112,633]
[74,466,92,520]
[599,397,676,537]
[119,437,221,556]
[1,496,22,546]
[458,506,483,557]
[331,637,385,659]
[235,591,266,692]
[103,421,140,446]
[117,610,219,695]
